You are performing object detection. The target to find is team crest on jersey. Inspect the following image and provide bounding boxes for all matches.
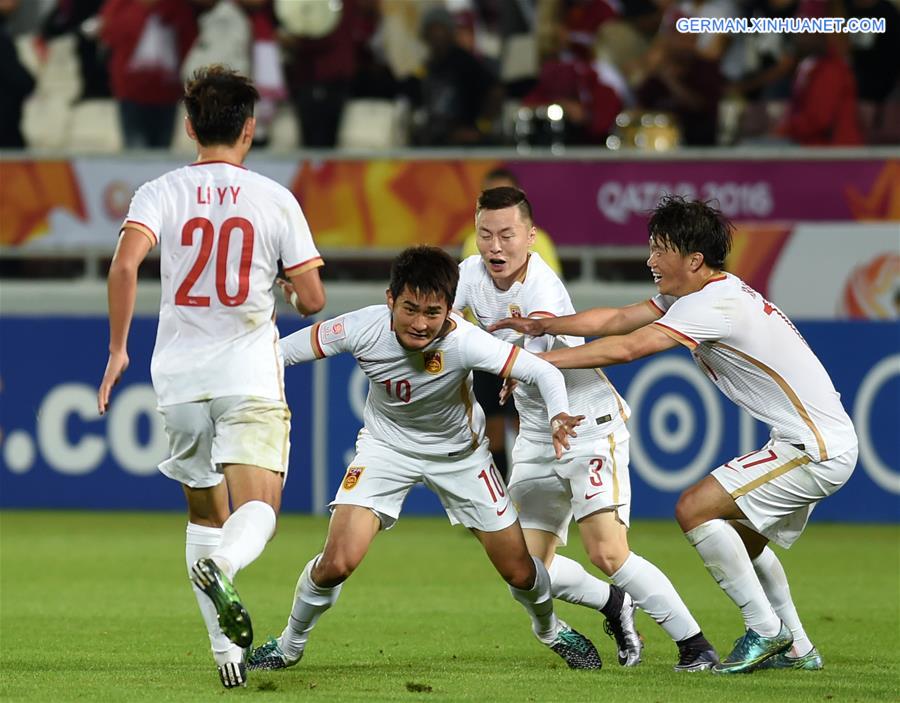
[321,318,346,345]
[423,350,443,374]
[508,305,522,318]
[342,466,365,491]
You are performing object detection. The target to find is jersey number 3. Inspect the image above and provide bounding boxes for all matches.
[176,217,254,307]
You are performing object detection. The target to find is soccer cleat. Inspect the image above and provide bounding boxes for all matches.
[190,557,253,649]
[712,622,793,674]
[602,589,643,666]
[218,660,247,688]
[674,641,719,672]
[548,623,603,670]
[754,646,824,671]
[247,636,302,671]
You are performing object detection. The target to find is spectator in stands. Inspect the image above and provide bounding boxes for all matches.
[458,167,562,481]
[772,32,863,145]
[635,34,723,145]
[40,0,111,101]
[728,0,798,102]
[279,0,387,148]
[407,5,502,146]
[846,0,900,143]
[100,0,205,148]
[0,0,36,148]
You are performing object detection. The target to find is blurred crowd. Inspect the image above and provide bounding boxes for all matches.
[1,0,898,151]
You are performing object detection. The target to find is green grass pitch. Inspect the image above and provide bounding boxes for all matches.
[1,511,897,702]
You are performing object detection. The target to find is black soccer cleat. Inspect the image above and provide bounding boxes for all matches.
[602,587,643,666]
[218,660,247,689]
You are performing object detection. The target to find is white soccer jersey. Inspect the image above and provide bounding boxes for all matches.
[455,253,630,442]
[651,273,857,462]
[280,306,570,458]
[123,161,322,406]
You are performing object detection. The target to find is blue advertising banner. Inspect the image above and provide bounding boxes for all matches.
[1,318,897,522]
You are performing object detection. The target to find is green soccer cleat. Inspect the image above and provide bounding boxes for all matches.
[247,636,302,671]
[754,646,824,671]
[548,623,603,670]
[190,557,253,649]
[712,622,793,674]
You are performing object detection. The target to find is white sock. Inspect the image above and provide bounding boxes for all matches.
[752,547,813,656]
[186,523,242,666]
[508,556,560,643]
[282,554,343,660]
[611,552,700,642]
[686,520,781,637]
[548,554,611,610]
[211,500,277,579]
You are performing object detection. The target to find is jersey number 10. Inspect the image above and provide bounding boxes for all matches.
[175,217,255,307]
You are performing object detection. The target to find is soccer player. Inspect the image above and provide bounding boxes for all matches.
[492,195,858,674]
[458,167,561,482]
[460,187,717,671]
[247,245,604,672]
[97,65,326,689]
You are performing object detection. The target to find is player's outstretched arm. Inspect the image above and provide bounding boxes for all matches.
[280,326,320,366]
[489,301,660,338]
[541,324,677,370]
[98,227,152,415]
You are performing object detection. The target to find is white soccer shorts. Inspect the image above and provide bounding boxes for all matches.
[713,439,858,548]
[157,396,291,488]
[330,430,519,533]
[509,426,632,545]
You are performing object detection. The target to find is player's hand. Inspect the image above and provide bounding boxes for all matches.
[276,277,298,309]
[488,316,548,336]
[98,350,129,415]
[550,412,584,459]
[499,377,517,406]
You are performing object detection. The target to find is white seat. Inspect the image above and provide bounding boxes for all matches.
[268,103,300,150]
[21,95,72,149]
[337,99,408,150]
[68,100,123,153]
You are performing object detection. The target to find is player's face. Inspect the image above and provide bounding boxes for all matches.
[387,286,451,350]
[647,237,694,296]
[475,205,535,291]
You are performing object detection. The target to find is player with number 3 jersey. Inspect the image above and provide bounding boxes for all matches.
[97,66,325,690]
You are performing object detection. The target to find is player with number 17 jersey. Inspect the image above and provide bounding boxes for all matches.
[123,162,322,406]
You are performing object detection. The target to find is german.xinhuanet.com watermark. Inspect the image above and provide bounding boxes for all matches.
[676,16,886,34]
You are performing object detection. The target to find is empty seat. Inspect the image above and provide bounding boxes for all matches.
[68,100,123,153]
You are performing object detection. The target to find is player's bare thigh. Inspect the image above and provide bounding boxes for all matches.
[675,475,746,532]
[577,509,631,576]
[472,521,536,589]
[524,528,561,566]
[314,505,382,587]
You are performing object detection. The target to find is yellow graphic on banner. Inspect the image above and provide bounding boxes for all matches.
[289,160,502,249]
[0,162,86,246]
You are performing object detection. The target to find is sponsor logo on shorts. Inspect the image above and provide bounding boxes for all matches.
[423,350,443,375]
[496,501,510,517]
[584,490,604,500]
[342,466,365,490]
[322,318,346,344]
[508,305,522,318]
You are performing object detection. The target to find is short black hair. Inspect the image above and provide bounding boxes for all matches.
[648,195,732,269]
[482,167,520,187]
[184,65,259,147]
[389,246,459,307]
[475,187,534,225]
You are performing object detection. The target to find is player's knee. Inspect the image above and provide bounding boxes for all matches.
[675,487,702,531]
[587,542,628,576]
[314,552,360,586]
[502,561,537,590]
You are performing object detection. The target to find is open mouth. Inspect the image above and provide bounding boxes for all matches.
[651,271,662,284]
[488,258,506,272]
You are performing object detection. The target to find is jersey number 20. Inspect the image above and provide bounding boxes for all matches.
[176,217,254,307]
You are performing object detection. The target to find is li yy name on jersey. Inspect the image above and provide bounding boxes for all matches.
[196,185,241,206]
